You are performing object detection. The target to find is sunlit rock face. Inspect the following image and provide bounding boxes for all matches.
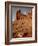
[13,10,32,38]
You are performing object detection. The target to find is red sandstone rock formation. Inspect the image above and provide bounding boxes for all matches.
[13,10,32,38]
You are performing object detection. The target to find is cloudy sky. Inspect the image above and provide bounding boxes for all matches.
[11,7,32,21]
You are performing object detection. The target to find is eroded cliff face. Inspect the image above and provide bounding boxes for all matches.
[13,10,32,38]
